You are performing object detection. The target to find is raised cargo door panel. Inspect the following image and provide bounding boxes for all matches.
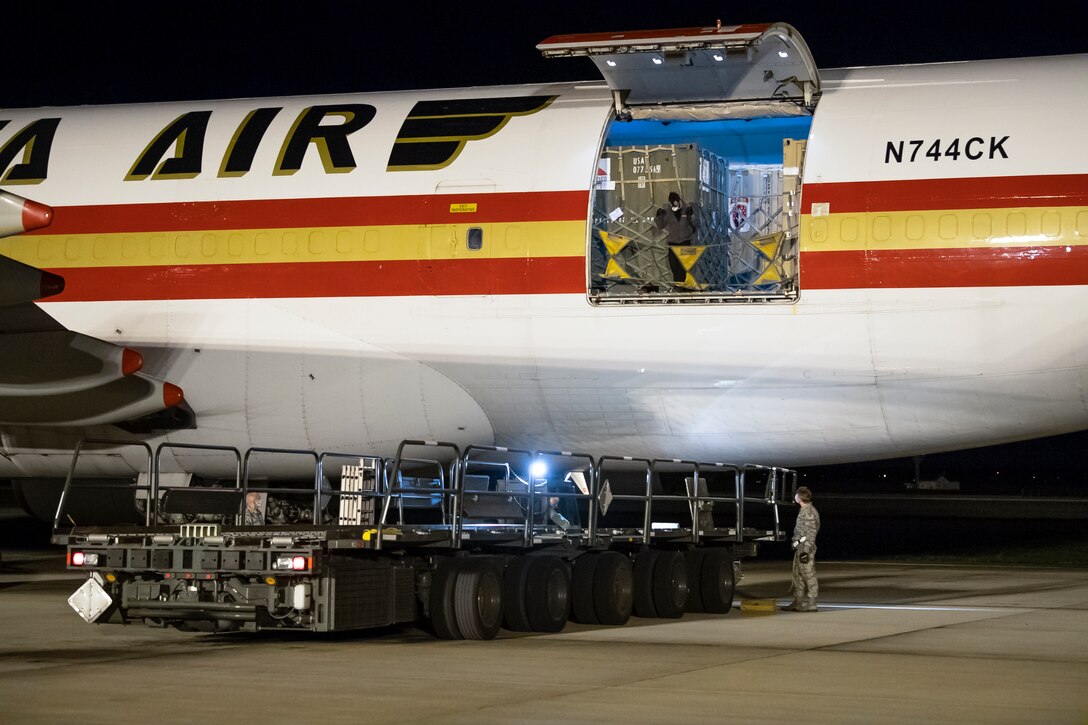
[538,23,819,112]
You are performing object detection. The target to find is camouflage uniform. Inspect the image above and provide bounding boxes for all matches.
[790,503,820,610]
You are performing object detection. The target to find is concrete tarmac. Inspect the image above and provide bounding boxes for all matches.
[1,553,1086,724]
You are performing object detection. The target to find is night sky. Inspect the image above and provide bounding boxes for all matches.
[4,1,1087,108]
[5,1,1087,492]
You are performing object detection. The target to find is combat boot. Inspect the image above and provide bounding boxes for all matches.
[798,597,818,612]
[781,599,802,611]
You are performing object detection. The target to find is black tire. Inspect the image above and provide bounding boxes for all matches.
[684,549,706,613]
[700,548,736,614]
[429,557,463,639]
[652,550,688,619]
[502,556,534,631]
[525,557,570,633]
[632,549,658,618]
[454,558,504,640]
[593,551,633,625]
[570,553,600,624]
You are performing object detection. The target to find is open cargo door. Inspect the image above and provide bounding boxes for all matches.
[541,22,817,304]
[538,23,819,119]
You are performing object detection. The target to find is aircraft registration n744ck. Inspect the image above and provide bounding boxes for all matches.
[0,22,1086,493]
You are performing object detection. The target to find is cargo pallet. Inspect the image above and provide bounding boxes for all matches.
[54,438,795,639]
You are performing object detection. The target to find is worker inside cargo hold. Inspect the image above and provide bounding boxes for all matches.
[654,191,698,286]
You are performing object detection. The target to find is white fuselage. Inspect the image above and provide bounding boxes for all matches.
[1,54,1086,478]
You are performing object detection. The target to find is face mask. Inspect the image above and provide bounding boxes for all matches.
[670,203,680,211]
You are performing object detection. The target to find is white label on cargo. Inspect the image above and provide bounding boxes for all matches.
[595,158,614,190]
[608,207,624,222]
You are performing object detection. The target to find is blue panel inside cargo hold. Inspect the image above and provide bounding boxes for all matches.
[603,116,812,165]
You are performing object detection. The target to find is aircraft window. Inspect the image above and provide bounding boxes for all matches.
[466,226,483,251]
[1041,211,1061,238]
[841,217,859,243]
[1008,212,1026,237]
[364,229,381,253]
[589,115,809,305]
[939,215,958,241]
[906,215,925,241]
[973,214,992,241]
[1078,211,1088,239]
[872,216,891,243]
[255,232,271,256]
[281,232,298,255]
[336,230,353,254]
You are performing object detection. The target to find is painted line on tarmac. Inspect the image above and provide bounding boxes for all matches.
[796,602,1007,612]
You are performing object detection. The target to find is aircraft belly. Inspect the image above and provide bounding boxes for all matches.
[5,283,1087,474]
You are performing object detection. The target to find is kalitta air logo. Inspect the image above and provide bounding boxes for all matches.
[0,95,555,184]
[0,118,62,185]
[126,104,377,181]
[387,96,555,172]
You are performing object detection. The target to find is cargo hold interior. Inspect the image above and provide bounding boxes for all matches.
[590,114,813,303]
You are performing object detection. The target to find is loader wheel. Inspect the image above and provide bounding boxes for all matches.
[570,552,600,624]
[700,548,736,614]
[593,551,633,625]
[651,550,688,619]
[632,549,658,618]
[429,557,463,640]
[525,557,570,633]
[454,558,504,641]
[502,556,534,632]
[684,549,706,613]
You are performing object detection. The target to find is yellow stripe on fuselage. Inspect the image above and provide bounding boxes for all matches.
[800,206,1088,253]
[1,220,587,269]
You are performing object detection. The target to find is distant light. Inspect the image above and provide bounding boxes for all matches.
[778,51,789,58]
[652,57,663,65]
[606,60,617,67]
[712,54,724,62]
[530,460,548,479]
[637,368,646,374]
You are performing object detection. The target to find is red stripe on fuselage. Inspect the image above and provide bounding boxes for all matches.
[31,175,1085,237]
[802,245,1088,289]
[30,190,590,235]
[803,174,1088,214]
[45,245,1088,303]
[46,257,586,301]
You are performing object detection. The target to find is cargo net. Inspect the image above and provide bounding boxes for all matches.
[590,145,798,303]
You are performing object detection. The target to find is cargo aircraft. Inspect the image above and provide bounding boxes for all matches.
[1,22,1086,498]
